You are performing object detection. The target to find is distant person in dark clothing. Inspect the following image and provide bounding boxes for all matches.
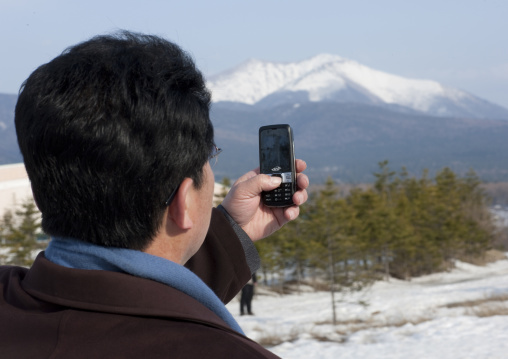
[240,273,257,315]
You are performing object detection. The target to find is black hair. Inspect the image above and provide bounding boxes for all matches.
[15,31,214,250]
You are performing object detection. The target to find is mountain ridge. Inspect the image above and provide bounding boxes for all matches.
[210,101,508,182]
[207,54,508,120]
[3,56,508,184]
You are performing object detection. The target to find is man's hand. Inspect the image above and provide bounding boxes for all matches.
[221,159,309,241]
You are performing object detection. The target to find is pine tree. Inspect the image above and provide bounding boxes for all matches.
[305,177,376,324]
[0,199,46,266]
[0,210,15,264]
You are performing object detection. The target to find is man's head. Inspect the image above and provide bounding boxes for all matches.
[15,31,214,250]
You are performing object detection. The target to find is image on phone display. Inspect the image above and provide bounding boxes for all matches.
[259,124,296,207]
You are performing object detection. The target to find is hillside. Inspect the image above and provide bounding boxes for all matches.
[211,102,508,182]
[226,254,508,358]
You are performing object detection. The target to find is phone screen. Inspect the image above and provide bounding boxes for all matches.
[259,124,296,207]
[259,127,292,174]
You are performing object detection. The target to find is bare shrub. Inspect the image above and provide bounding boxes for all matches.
[310,330,347,343]
[444,293,508,309]
[387,316,431,328]
[468,304,508,317]
[305,280,330,292]
[314,315,431,335]
[459,249,507,266]
[256,327,301,348]
[256,332,286,348]
[315,318,365,327]
[444,292,508,317]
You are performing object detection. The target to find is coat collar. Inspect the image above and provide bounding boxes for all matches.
[22,253,238,334]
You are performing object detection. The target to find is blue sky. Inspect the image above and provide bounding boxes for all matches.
[1,0,507,108]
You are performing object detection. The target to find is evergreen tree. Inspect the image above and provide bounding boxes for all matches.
[0,199,46,266]
[305,177,375,324]
[0,210,15,264]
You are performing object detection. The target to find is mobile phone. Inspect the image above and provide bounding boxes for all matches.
[259,124,296,207]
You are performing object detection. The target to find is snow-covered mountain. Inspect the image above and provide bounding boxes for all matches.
[207,54,508,120]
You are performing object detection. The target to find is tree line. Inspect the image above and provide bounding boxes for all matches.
[2,163,502,326]
[252,161,502,292]
[1,162,503,281]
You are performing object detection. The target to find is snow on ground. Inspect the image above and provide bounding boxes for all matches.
[226,256,508,358]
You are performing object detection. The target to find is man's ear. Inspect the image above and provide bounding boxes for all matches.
[167,178,194,230]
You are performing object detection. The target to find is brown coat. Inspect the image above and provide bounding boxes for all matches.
[0,209,280,358]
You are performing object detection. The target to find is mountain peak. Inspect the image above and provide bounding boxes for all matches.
[207,55,508,120]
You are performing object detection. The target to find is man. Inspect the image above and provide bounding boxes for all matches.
[0,31,308,358]
[241,273,257,315]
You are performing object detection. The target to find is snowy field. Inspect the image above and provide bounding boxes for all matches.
[2,207,508,358]
[227,255,508,359]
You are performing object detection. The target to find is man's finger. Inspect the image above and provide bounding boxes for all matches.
[284,205,300,221]
[295,159,307,173]
[296,172,309,190]
[257,174,282,193]
[234,173,282,196]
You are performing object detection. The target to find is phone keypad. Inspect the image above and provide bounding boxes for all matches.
[264,182,294,205]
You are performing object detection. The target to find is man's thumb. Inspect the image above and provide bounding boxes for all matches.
[242,174,282,195]
[263,174,282,191]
